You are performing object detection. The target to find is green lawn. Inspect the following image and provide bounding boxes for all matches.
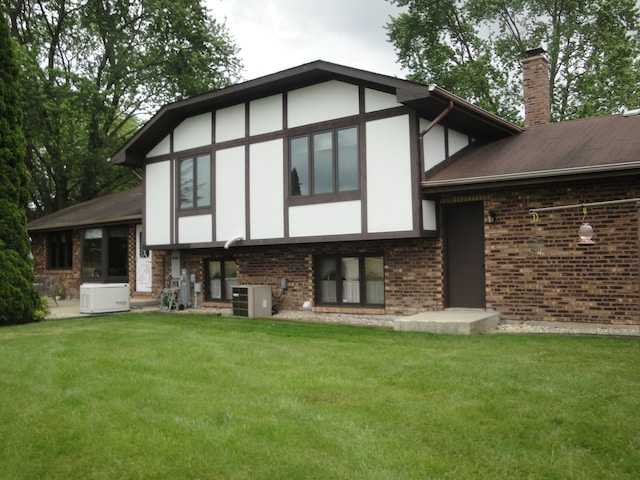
[0,314,638,479]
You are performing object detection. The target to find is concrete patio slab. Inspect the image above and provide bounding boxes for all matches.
[45,297,158,320]
[393,309,501,335]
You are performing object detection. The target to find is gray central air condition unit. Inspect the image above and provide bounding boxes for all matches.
[232,285,272,318]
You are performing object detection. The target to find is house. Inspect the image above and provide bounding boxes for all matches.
[28,186,157,300]
[109,54,639,325]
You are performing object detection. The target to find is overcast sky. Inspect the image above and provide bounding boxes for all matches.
[206,0,408,81]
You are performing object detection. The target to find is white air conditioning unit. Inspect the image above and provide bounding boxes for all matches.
[80,283,130,314]
[232,285,272,318]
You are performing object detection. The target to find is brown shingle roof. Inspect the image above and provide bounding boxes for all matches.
[28,186,142,232]
[422,114,640,191]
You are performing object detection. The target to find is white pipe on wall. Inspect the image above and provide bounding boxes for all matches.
[224,234,244,249]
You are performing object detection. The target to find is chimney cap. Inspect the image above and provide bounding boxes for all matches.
[525,47,546,58]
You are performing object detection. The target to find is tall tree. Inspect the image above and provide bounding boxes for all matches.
[0,11,42,325]
[3,0,242,216]
[387,0,640,123]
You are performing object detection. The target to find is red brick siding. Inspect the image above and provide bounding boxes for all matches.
[477,178,639,324]
[522,53,551,127]
[160,177,638,324]
[179,239,444,316]
[31,225,141,299]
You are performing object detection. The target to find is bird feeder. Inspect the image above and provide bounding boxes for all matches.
[577,223,595,245]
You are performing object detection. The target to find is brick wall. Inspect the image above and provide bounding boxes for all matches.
[31,225,142,300]
[179,238,444,316]
[31,230,82,298]
[522,50,551,127]
[478,177,639,324]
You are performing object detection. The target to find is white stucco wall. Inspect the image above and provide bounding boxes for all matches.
[178,215,213,244]
[215,146,246,242]
[365,88,400,112]
[173,113,211,152]
[249,140,284,239]
[216,104,245,143]
[448,129,470,156]
[250,94,283,136]
[146,134,170,158]
[289,201,361,238]
[145,161,172,245]
[366,115,413,233]
[288,80,359,127]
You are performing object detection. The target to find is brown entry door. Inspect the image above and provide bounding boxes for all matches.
[444,203,486,308]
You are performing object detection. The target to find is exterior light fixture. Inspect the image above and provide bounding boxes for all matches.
[486,211,497,224]
[577,223,595,245]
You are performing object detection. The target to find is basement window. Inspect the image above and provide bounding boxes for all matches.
[315,255,384,307]
[206,259,237,301]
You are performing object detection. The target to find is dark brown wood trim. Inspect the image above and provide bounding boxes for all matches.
[148,228,429,251]
[283,131,290,239]
[409,110,422,232]
[244,144,251,241]
[359,119,368,235]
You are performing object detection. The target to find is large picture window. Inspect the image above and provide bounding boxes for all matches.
[81,227,128,282]
[180,153,211,209]
[316,254,384,306]
[290,126,358,197]
[206,259,237,301]
[48,231,72,269]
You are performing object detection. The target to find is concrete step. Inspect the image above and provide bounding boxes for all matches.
[393,309,500,335]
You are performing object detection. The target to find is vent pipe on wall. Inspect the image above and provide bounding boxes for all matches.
[224,234,244,249]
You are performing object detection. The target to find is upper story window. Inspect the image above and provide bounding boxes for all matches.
[48,231,72,270]
[290,126,359,198]
[179,153,211,210]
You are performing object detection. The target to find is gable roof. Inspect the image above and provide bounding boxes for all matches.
[28,186,142,232]
[111,60,522,167]
[422,114,640,192]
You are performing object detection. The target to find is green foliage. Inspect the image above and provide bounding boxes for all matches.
[387,0,640,123]
[0,12,40,325]
[3,0,242,216]
[0,315,639,478]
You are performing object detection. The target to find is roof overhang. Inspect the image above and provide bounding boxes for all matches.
[422,162,640,193]
[111,61,522,168]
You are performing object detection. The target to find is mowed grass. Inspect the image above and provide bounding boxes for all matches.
[0,314,638,479]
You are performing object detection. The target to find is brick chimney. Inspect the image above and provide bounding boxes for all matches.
[522,48,551,127]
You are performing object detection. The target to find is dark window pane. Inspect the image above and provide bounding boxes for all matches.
[208,261,222,299]
[341,257,360,303]
[290,137,309,196]
[196,154,211,207]
[319,258,337,303]
[313,132,333,194]
[338,127,358,192]
[107,228,128,277]
[223,261,237,301]
[365,257,384,304]
[48,231,72,269]
[180,158,194,209]
[82,228,103,278]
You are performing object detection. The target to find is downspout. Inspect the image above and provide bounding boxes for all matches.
[419,98,454,176]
